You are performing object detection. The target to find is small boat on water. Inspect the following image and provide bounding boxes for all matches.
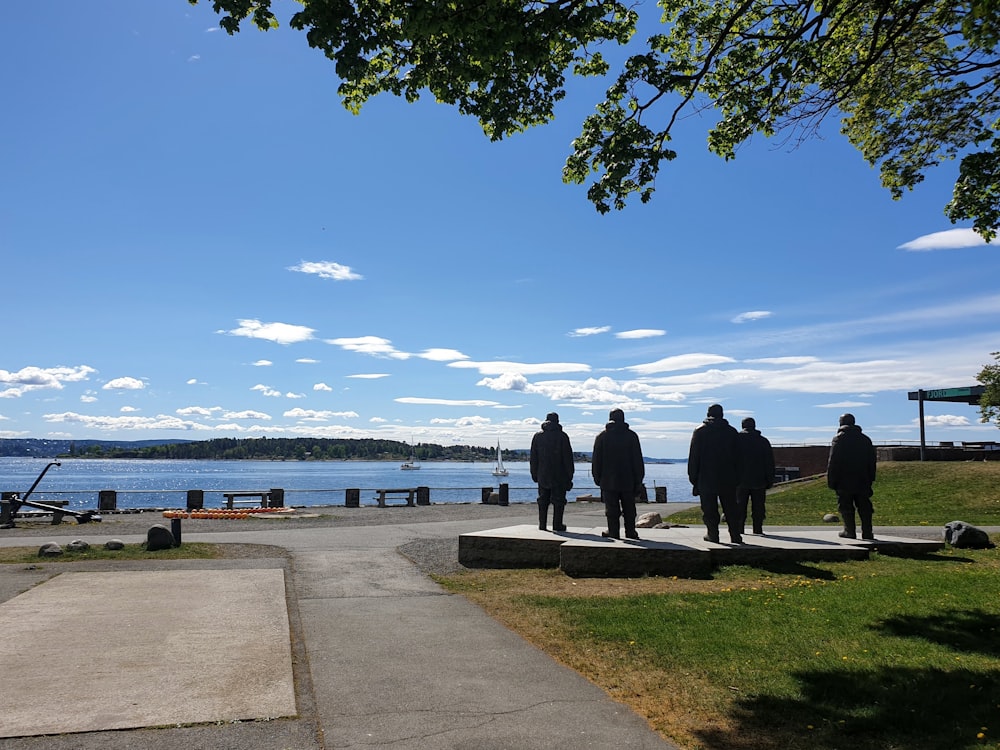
[401,441,421,470]
[492,440,509,477]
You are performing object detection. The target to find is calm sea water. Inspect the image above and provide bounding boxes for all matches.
[0,457,691,510]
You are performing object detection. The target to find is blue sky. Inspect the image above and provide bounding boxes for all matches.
[2,1,997,458]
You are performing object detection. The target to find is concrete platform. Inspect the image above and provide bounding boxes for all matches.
[0,569,296,739]
[459,525,944,577]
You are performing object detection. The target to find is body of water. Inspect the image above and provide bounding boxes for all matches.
[0,457,692,510]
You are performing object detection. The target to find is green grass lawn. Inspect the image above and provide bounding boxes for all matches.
[533,551,999,749]
[665,460,1000,526]
[442,461,1000,749]
[0,542,221,564]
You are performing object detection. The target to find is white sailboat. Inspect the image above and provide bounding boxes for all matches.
[400,440,421,470]
[492,439,509,477]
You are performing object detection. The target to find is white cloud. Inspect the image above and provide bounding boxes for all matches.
[745,357,820,365]
[519,376,649,410]
[227,319,315,345]
[898,228,993,251]
[477,373,530,391]
[430,415,494,428]
[177,406,221,416]
[418,348,469,362]
[120,406,139,413]
[296,358,319,364]
[288,260,363,281]
[569,326,611,337]
[369,416,388,423]
[80,394,97,403]
[326,336,409,359]
[347,373,390,379]
[187,54,201,63]
[922,414,972,426]
[732,311,773,324]
[103,377,145,391]
[284,407,360,421]
[449,360,591,376]
[42,411,215,431]
[759,359,940,394]
[815,401,872,408]
[0,365,97,398]
[223,410,272,420]
[395,397,501,407]
[314,382,333,391]
[253,359,273,367]
[186,378,198,385]
[285,392,306,399]
[251,384,282,398]
[616,329,666,339]
[626,353,735,375]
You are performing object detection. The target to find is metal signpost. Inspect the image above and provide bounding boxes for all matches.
[907,386,986,460]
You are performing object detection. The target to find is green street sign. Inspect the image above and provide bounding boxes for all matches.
[907,386,985,402]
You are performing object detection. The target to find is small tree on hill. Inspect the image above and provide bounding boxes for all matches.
[977,351,1000,428]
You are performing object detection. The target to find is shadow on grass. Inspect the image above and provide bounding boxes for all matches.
[695,666,1000,750]
[747,561,839,581]
[877,549,976,562]
[873,608,1000,657]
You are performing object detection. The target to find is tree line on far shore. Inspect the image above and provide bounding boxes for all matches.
[59,437,524,462]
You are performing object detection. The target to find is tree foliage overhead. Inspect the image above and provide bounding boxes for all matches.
[193,0,1000,238]
[977,350,1000,427]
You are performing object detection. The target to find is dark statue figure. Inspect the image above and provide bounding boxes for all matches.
[735,417,775,535]
[529,412,574,532]
[688,404,743,544]
[827,413,877,540]
[592,408,645,540]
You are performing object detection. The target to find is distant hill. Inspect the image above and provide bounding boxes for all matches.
[0,438,195,458]
[0,437,503,462]
[0,437,678,462]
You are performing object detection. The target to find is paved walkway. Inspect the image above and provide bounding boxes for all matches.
[0,505,677,749]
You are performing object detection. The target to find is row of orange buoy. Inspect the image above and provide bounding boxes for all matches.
[162,507,294,520]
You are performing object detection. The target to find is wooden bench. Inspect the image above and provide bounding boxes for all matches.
[222,492,269,509]
[374,488,417,508]
[961,441,1000,452]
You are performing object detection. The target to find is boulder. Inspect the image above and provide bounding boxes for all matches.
[104,539,125,550]
[38,542,63,557]
[145,524,175,551]
[943,521,996,549]
[66,539,90,552]
[636,512,663,528]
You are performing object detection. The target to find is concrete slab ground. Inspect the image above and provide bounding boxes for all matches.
[0,569,296,739]
[459,523,943,576]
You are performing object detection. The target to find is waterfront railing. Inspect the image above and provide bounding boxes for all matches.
[0,482,675,512]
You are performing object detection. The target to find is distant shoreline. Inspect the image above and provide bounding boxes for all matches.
[3,454,685,464]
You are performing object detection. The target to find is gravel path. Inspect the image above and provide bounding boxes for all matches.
[2,501,551,536]
[1,501,623,577]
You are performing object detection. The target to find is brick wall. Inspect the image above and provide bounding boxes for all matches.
[772,445,830,478]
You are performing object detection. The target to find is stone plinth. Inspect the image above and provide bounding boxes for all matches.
[457,525,944,578]
[458,525,565,568]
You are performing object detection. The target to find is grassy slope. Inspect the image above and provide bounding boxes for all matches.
[665,460,1000,526]
[441,461,1000,750]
